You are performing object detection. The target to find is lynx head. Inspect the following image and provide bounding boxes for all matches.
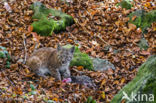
[57,44,75,64]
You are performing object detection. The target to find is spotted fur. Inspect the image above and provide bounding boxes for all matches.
[26,45,74,80]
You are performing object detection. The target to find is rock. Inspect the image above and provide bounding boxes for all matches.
[129,10,156,32]
[138,37,149,50]
[62,75,96,88]
[64,44,115,71]
[71,75,96,88]
[0,46,11,68]
[92,58,115,71]
[111,55,156,103]
[63,44,94,70]
[117,0,133,9]
[30,2,74,36]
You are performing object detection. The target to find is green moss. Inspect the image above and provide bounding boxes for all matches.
[0,46,6,50]
[117,0,133,9]
[129,10,144,27]
[32,18,54,36]
[0,46,11,68]
[6,61,11,68]
[71,50,93,70]
[0,51,6,58]
[129,10,156,32]
[141,10,156,30]
[63,44,94,70]
[138,37,149,50]
[143,77,156,102]
[111,55,156,103]
[85,96,97,103]
[0,46,9,58]
[31,2,74,36]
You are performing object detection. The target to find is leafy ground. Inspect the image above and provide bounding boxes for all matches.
[0,0,155,102]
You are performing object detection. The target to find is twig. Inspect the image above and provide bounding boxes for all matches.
[34,42,39,52]
[96,34,110,46]
[6,75,15,87]
[72,68,85,75]
[23,34,27,64]
[1,70,15,87]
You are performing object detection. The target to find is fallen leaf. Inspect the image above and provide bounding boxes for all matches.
[28,25,33,32]
[77,66,84,70]
[132,16,137,21]
[120,78,125,84]
[128,23,137,31]
[140,51,150,55]
[101,91,106,99]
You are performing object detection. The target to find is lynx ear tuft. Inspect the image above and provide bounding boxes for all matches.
[57,44,62,51]
[70,46,75,53]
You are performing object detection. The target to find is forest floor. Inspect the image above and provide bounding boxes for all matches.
[0,0,155,102]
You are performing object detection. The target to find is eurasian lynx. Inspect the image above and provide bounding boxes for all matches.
[26,45,75,80]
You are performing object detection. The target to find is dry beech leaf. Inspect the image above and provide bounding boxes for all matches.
[77,66,84,70]
[24,68,30,74]
[31,32,40,42]
[67,39,73,43]
[113,80,119,85]
[101,91,106,99]
[120,78,125,84]
[13,87,23,95]
[132,15,137,21]
[100,79,106,88]
[144,2,151,8]
[28,25,33,32]
[128,23,137,31]
[140,51,150,55]
[107,68,114,75]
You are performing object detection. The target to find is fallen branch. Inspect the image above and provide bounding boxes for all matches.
[96,34,110,46]
[23,34,27,64]
[1,70,15,87]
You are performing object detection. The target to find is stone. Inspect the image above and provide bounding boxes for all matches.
[92,58,115,71]
[111,55,156,103]
[30,2,74,36]
[138,37,149,50]
[71,75,96,88]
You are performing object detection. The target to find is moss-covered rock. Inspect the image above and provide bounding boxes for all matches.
[64,44,116,71]
[129,10,156,32]
[138,37,149,50]
[111,55,156,103]
[30,2,74,36]
[63,44,94,70]
[117,0,133,9]
[0,46,11,68]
